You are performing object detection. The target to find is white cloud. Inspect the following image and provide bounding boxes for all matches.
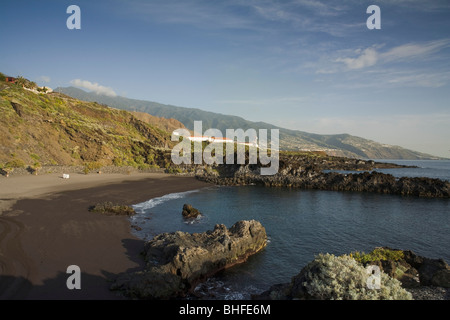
[335,48,378,70]
[70,79,117,97]
[335,39,450,71]
[381,39,450,62]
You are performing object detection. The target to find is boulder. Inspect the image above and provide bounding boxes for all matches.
[182,204,201,218]
[419,258,450,287]
[112,220,267,299]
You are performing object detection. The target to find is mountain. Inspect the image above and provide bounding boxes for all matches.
[0,80,178,171]
[54,86,440,160]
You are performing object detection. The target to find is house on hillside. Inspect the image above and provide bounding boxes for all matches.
[188,136,212,142]
[5,77,16,83]
[174,133,259,148]
[210,136,234,144]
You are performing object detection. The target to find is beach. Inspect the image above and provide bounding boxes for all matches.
[0,172,208,299]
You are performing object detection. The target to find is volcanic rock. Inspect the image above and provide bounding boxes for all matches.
[112,220,267,299]
[182,204,201,218]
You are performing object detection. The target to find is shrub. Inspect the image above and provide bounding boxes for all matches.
[350,248,404,265]
[5,158,26,168]
[83,161,102,174]
[113,157,124,166]
[292,253,412,300]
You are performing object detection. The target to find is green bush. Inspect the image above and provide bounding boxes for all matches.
[30,153,41,161]
[113,157,124,166]
[293,253,412,300]
[350,248,404,265]
[5,158,26,168]
[83,161,102,174]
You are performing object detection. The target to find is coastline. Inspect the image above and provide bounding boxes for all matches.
[0,172,209,299]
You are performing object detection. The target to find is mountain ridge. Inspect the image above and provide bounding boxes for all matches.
[54,86,443,160]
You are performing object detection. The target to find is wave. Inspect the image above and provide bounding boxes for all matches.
[132,189,200,214]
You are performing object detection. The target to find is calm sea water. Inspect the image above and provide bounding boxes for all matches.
[324,159,450,181]
[130,160,450,299]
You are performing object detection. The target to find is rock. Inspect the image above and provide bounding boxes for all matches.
[419,258,450,287]
[195,155,450,198]
[182,204,201,218]
[253,247,450,300]
[432,269,450,288]
[88,201,136,216]
[112,220,267,299]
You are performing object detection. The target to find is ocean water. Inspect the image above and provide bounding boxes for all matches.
[324,159,450,181]
[130,160,450,299]
[373,159,450,181]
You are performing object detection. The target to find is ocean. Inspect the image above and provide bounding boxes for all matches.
[323,159,450,181]
[130,160,450,299]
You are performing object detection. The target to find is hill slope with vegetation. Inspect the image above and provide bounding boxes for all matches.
[55,86,441,160]
[0,74,177,174]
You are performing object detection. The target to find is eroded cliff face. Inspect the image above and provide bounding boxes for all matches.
[112,220,267,299]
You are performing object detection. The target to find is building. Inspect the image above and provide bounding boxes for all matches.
[210,136,234,144]
[5,77,16,83]
[188,136,212,142]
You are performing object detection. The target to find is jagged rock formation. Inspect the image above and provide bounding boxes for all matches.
[181,204,201,218]
[195,155,450,198]
[111,220,267,299]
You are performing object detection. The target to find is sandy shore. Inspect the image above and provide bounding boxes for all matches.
[0,172,209,299]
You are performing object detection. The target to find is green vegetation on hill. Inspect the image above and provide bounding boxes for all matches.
[54,86,441,160]
[0,78,176,172]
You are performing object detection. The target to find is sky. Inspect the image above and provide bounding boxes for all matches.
[1,0,450,157]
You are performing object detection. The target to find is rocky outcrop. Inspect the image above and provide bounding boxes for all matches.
[182,204,201,218]
[402,250,450,288]
[254,247,450,300]
[112,220,267,299]
[88,201,136,216]
[196,162,450,198]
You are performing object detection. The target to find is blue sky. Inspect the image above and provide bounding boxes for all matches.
[1,0,450,157]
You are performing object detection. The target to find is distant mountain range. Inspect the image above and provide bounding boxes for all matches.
[55,86,442,160]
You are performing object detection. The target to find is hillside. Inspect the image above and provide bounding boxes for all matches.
[0,80,177,173]
[54,86,440,160]
[130,111,189,135]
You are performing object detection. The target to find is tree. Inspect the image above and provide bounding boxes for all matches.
[15,76,27,87]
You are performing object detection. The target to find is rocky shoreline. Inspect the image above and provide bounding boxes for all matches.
[193,154,449,198]
[253,247,450,300]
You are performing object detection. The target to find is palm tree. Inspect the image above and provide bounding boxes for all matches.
[15,76,27,87]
